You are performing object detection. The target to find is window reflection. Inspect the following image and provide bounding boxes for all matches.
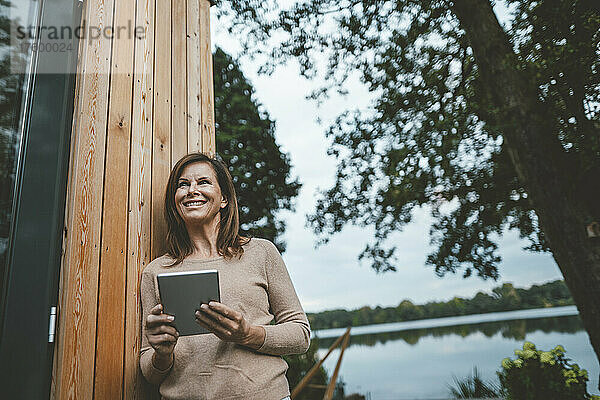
[0,0,36,326]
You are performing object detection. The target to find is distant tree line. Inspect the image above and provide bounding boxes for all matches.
[308,280,574,330]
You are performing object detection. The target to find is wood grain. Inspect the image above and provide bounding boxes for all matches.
[93,0,136,396]
[53,0,114,397]
[199,0,215,155]
[124,0,156,397]
[54,1,216,399]
[50,4,88,397]
[172,0,188,165]
[151,0,172,260]
[186,0,201,152]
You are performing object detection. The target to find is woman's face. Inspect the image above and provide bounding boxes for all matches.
[174,162,227,228]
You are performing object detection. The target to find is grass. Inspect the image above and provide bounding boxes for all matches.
[448,367,500,399]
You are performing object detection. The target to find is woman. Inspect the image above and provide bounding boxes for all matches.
[140,152,310,400]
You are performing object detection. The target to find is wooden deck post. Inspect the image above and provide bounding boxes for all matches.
[323,330,351,400]
[51,0,216,398]
[291,327,352,399]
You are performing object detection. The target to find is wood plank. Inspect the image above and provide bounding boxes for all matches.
[52,0,115,397]
[123,0,156,396]
[151,0,172,259]
[291,327,350,399]
[93,0,136,396]
[323,330,351,400]
[186,0,201,152]
[52,1,217,398]
[172,0,188,165]
[50,4,88,397]
[199,0,215,155]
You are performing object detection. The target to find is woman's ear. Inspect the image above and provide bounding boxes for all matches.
[220,196,228,209]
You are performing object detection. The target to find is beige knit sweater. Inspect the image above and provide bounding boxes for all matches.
[140,238,311,400]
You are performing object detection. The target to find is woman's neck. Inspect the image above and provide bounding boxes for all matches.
[185,216,221,259]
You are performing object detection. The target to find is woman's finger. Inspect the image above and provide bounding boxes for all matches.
[150,304,163,315]
[194,315,214,332]
[149,333,177,344]
[197,304,235,329]
[195,312,231,337]
[195,320,229,343]
[206,301,240,321]
[150,324,179,337]
[146,313,175,328]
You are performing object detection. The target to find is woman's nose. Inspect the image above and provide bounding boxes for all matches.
[187,182,200,194]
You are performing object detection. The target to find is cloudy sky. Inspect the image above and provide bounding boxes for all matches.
[210,8,563,314]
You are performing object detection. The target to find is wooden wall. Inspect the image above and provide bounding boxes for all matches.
[51,0,215,398]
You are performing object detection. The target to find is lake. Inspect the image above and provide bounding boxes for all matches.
[313,306,599,400]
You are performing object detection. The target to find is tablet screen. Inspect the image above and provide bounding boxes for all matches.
[157,269,220,336]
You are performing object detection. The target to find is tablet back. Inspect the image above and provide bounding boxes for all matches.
[157,270,220,336]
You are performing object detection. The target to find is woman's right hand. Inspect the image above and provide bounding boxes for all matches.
[145,304,179,362]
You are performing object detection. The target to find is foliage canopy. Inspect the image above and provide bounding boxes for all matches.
[215,0,600,278]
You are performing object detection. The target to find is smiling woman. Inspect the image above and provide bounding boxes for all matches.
[140,152,311,400]
[163,153,248,266]
[175,162,228,225]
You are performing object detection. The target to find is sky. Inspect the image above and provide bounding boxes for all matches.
[209,7,564,314]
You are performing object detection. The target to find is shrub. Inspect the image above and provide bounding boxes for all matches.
[498,342,598,400]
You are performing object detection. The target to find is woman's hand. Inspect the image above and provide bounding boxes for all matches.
[195,301,265,350]
[145,304,179,369]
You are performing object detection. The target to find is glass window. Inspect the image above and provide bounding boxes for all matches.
[0,0,37,330]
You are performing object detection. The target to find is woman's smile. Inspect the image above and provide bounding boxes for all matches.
[183,199,207,208]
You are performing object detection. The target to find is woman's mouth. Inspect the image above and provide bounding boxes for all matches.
[183,200,207,207]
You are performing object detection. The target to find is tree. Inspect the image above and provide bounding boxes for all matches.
[396,299,424,321]
[492,283,521,311]
[213,47,301,251]
[215,0,600,365]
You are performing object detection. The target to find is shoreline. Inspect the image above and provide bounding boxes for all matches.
[312,305,579,338]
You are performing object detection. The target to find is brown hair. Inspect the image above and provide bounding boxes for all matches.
[164,152,249,266]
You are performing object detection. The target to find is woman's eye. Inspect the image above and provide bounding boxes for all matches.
[178,181,189,187]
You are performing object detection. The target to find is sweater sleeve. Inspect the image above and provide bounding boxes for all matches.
[256,240,311,356]
[139,262,173,385]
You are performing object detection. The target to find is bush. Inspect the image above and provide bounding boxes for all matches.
[498,342,598,400]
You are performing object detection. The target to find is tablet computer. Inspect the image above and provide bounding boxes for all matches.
[157,269,220,336]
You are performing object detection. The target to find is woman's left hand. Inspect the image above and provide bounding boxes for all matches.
[195,302,265,350]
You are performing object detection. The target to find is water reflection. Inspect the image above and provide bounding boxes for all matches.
[316,315,584,349]
[316,314,597,399]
